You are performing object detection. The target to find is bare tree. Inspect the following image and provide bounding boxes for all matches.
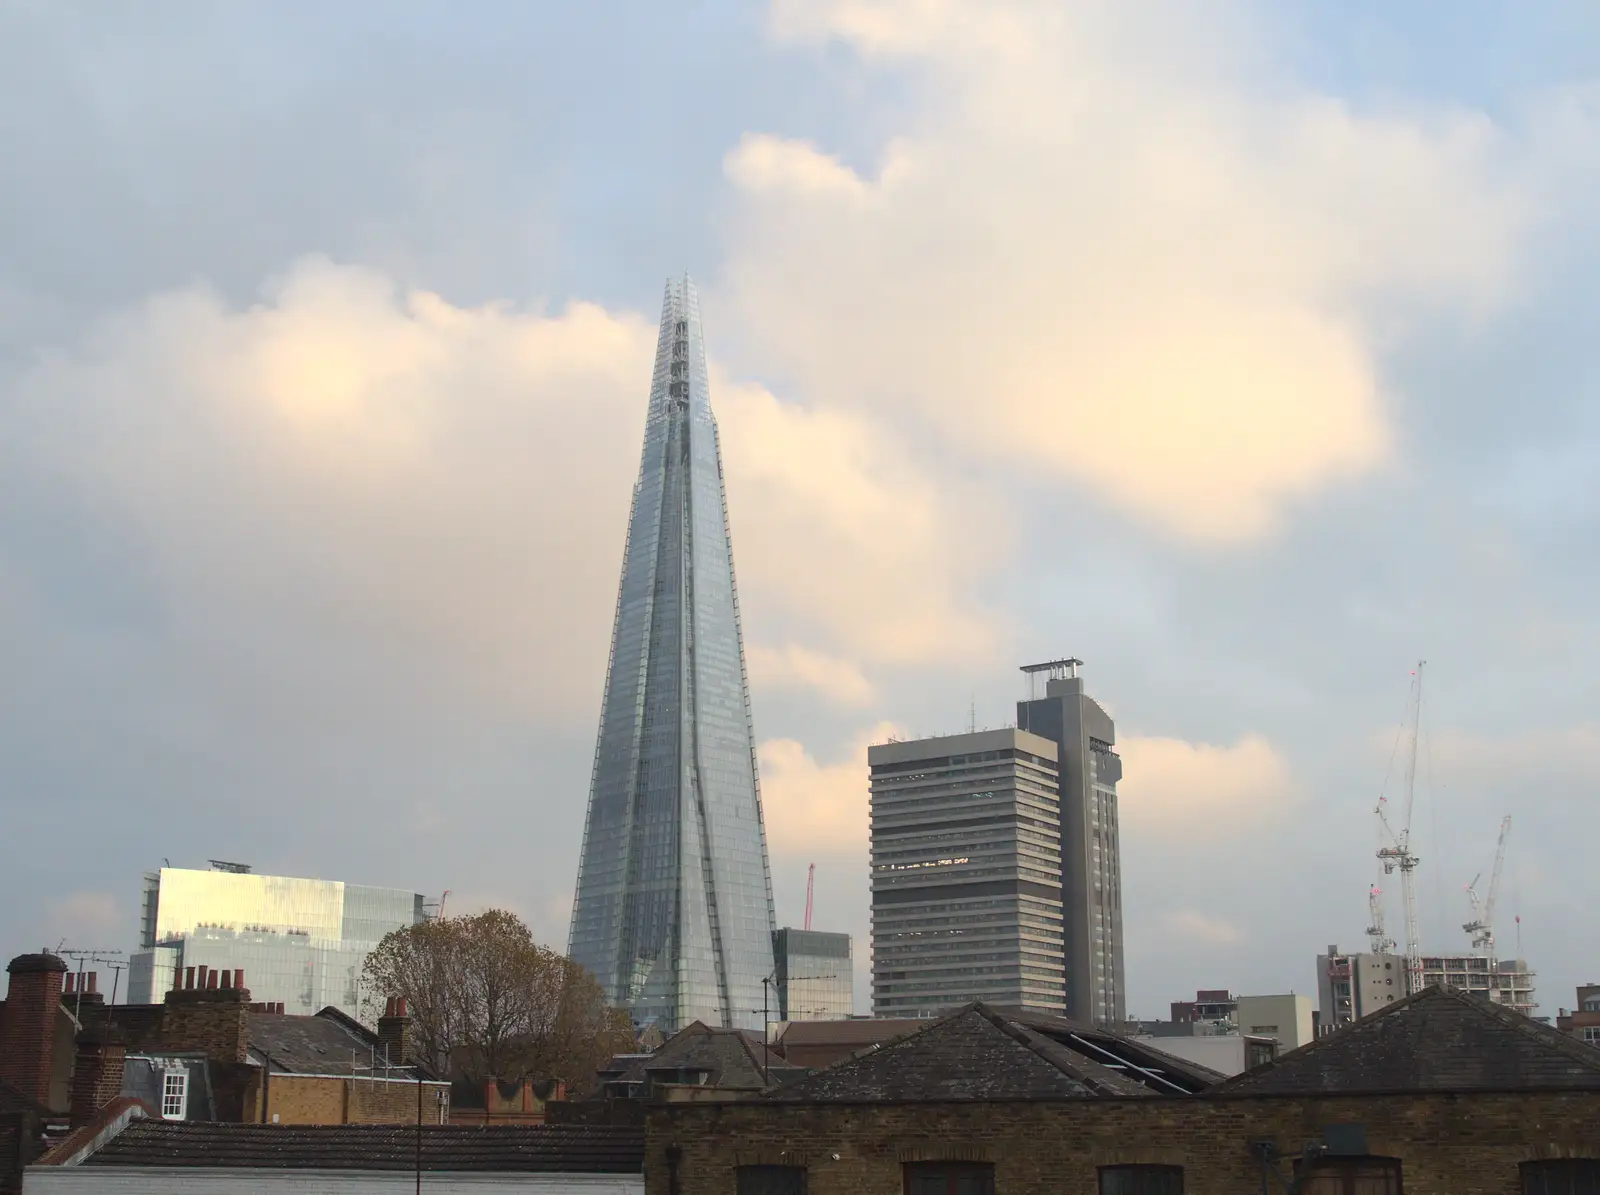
[362,909,636,1092]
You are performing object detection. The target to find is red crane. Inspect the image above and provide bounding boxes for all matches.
[803,864,815,931]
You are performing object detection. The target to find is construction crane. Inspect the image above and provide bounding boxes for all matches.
[803,864,815,932]
[1375,661,1425,994]
[1366,885,1395,955]
[1463,816,1511,994]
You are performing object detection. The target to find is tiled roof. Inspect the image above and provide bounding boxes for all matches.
[248,1008,423,1078]
[775,1019,926,1048]
[611,1022,799,1089]
[764,1003,1165,1102]
[80,1122,644,1172]
[1213,985,1600,1095]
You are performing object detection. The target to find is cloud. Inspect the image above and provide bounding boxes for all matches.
[1118,733,1295,835]
[746,643,876,706]
[759,722,902,856]
[46,892,121,944]
[0,259,996,752]
[716,378,1004,666]
[720,0,1542,542]
[1157,909,1245,947]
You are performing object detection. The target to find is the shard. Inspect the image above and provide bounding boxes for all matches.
[567,275,776,1034]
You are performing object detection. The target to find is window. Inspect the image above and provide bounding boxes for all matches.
[160,1069,188,1120]
[904,1162,994,1195]
[1100,1164,1184,1194]
[1523,1160,1600,1195]
[737,1165,806,1195]
[1298,1157,1402,1195]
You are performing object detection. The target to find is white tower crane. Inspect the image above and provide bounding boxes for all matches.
[1366,885,1395,955]
[1463,815,1511,999]
[1376,661,1425,995]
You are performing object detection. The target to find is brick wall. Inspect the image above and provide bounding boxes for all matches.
[159,989,250,1064]
[0,1109,40,1195]
[264,1076,449,1126]
[646,1091,1600,1195]
[0,954,67,1111]
[69,1030,127,1128]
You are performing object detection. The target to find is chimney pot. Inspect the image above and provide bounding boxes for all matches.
[220,970,232,990]
[185,967,195,990]
[64,974,76,995]
[205,969,217,990]
[396,997,407,1017]
[87,971,98,994]
[234,969,245,992]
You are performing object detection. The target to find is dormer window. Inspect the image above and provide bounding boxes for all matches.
[161,1069,189,1120]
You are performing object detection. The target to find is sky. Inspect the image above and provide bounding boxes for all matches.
[2,0,1599,1021]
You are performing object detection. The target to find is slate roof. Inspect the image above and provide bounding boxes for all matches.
[764,1003,1205,1102]
[79,1122,644,1172]
[610,1021,801,1089]
[248,1008,425,1078]
[1213,985,1600,1096]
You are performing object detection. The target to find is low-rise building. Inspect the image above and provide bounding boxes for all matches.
[1235,993,1314,1051]
[645,986,1600,1195]
[1556,984,1600,1048]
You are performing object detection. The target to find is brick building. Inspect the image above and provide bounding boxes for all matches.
[645,987,1600,1195]
[1556,984,1600,1049]
[0,950,448,1191]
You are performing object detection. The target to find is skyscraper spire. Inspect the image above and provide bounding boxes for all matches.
[567,275,776,1034]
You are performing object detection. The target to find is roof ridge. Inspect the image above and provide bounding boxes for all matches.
[1447,986,1600,1073]
[759,1003,989,1100]
[983,1012,1147,1096]
[1207,983,1444,1094]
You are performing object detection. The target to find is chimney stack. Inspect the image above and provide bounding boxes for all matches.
[161,981,253,1064]
[377,996,413,1067]
[69,1026,127,1128]
[0,952,69,1111]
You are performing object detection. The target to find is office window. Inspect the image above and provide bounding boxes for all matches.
[1523,1160,1600,1195]
[160,1070,188,1120]
[1299,1157,1402,1195]
[1100,1164,1184,1194]
[904,1161,995,1195]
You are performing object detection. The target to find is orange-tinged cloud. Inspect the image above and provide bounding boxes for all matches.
[723,0,1534,542]
[759,723,903,856]
[1118,733,1296,836]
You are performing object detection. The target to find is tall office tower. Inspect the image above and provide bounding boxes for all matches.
[772,929,854,1023]
[568,276,776,1035]
[127,863,424,1018]
[1017,659,1126,1026]
[868,728,1066,1018]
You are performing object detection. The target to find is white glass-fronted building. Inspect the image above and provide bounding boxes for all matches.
[567,275,776,1035]
[127,865,424,1018]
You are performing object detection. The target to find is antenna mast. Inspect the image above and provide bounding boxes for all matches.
[803,864,815,932]
[1376,661,1425,994]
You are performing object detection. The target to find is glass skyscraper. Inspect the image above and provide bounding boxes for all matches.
[568,275,776,1035]
[127,865,424,1018]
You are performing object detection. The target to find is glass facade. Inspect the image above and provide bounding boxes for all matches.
[568,275,776,1035]
[773,929,853,1022]
[127,867,424,1018]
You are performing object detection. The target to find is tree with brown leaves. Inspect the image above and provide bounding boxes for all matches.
[361,908,635,1092]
